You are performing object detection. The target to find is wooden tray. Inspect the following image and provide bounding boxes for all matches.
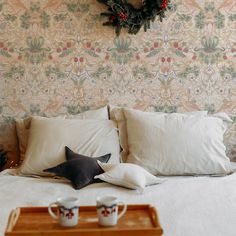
[5,205,163,236]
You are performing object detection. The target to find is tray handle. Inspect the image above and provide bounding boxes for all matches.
[6,208,21,232]
[148,205,158,227]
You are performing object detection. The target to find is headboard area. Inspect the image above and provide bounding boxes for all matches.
[0,0,235,168]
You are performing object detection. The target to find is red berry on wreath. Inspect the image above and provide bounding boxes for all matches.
[97,0,171,35]
[162,0,168,8]
[109,15,117,21]
[118,12,127,21]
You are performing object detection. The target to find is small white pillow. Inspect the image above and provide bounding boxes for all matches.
[95,162,164,190]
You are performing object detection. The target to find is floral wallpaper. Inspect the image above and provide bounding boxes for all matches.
[0,0,235,167]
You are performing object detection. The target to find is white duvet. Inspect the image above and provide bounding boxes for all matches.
[1,167,236,236]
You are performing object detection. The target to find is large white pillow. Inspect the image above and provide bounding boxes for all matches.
[95,162,164,190]
[123,108,232,175]
[16,106,109,163]
[109,105,208,162]
[19,116,120,176]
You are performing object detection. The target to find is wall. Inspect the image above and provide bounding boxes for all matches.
[0,0,235,166]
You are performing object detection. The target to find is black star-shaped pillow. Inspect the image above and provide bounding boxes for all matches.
[43,146,111,189]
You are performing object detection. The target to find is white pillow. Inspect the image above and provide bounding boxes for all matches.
[19,116,120,176]
[123,108,232,176]
[109,105,208,162]
[95,162,164,190]
[16,106,109,163]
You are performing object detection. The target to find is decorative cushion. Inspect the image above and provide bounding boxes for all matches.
[19,115,120,176]
[16,106,109,163]
[109,105,208,162]
[44,147,111,189]
[95,162,164,190]
[123,108,232,175]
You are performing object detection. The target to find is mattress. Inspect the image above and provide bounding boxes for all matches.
[1,165,236,236]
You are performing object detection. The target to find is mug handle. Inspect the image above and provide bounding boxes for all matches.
[48,202,59,220]
[117,201,127,220]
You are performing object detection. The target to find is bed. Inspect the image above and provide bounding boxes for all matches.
[1,107,235,236]
[1,165,236,236]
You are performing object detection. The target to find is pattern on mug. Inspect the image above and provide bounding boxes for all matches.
[66,209,74,219]
[59,206,78,220]
[100,205,117,217]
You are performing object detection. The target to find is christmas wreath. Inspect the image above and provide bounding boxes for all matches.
[97,0,171,35]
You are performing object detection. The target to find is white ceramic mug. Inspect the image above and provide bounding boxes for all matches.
[48,197,79,227]
[96,196,127,226]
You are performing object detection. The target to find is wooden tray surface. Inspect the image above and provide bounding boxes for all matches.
[5,205,163,236]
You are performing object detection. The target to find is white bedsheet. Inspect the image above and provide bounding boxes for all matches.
[1,168,236,236]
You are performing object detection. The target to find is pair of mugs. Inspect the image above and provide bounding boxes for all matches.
[48,196,127,227]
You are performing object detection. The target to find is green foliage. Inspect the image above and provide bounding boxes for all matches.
[29,104,44,115]
[195,11,205,29]
[146,49,161,57]
[220,66,236,78]
[30,2,40,12]
[229,14,236,21]
[92,66,112,78]
[97,0,171,35]
[45,66,66,79]
[66,105,90,115]
[66,2,89,13]
[214,11,225,29]
[3,66,25,79]
[194,36,224,64]
[54,13,68,22]
[107,37,138,64]
[204,104,215,114]
[20,12,31,29]
[20,36,51,64]
[133,66,154,79]
[84,49,99,58]
[231,116,236,123]
[174,49,186,58]
[204,2,215,12]
[66,3,78,12]
[177,14,191,22]
[154,105,177,113]
[40,11,50,28]
[59,48,74,57]
[4,14,17,22]
[0,49,11,58]
[178,66,199,78]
